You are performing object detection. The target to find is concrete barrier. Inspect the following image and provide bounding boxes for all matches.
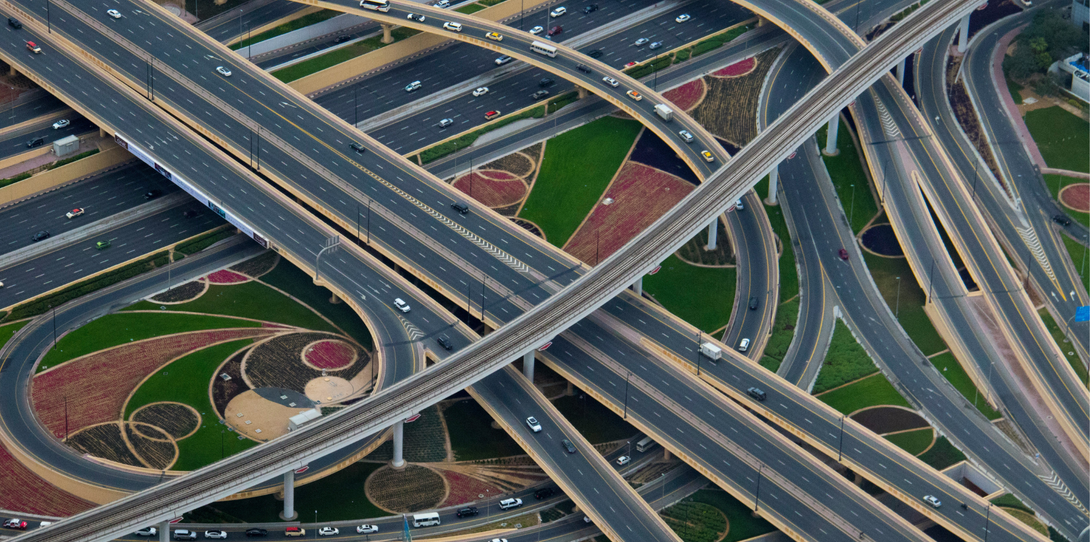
[0,143,132,207]
[241,12,371,58]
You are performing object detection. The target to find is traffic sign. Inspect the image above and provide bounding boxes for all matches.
[538,341,552,351]
[648,266,661,276]
[169,518,183,524]
[405,414,422,423]
[788,151,797,159]
[294,466,309,474]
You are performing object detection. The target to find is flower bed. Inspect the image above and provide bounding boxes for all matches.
[662,79,706,111]
[206,270,249,284]
[1060,184,1089,212]
[245,332,367,393]
[711,56,756,78]
[452,170,528,208]
[304,339,357,370]
[0,441,95,516]
[440,469,501,507]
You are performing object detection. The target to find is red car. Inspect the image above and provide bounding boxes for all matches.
[4,519,28,530]
[547,25,562,36]
[838,248,849,261]
[624,61,638,68]
[25,41,40,53]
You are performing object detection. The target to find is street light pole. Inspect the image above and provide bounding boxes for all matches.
[837,415,845,461]
[314,236,341,284]
[895,276,901,317]
[623,371,631,419]
[753,464,764,512]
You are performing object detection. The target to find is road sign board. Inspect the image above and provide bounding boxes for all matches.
[294,466,309,474]
[649,266,661,275]
[538,341,552,351]
[405,414,422,423]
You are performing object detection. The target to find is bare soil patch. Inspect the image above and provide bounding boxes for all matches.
[67,422,144,468]
[229,252,279,278]
[438,468,502,507]
[675,218,734,266]
[244,332,368,394]
[482,151,536,178]
[366,464,447,513]
[125,423,177,470]
[511,217,545,240]
[453,170,528,208]
[946,56,1005,195]
[1060,184,1089,212]
[131,402,200,440]
[691,49,779,148]
[151,281,206,304]
[851,406,929,433]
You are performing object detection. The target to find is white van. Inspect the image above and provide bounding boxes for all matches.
[443,21,462,32]
[412,512,440,527]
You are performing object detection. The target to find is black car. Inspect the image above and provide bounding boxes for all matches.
[534,487,556,499]
[583,3,598,13]
[145,189,162,200]
[333,35,351,44]
[1052,214,1072,226]
[747,387,767,401]
[587,49,603,58]
[455,506,479,518]
[183,209,198,218]
[576,64,592,74]
[748,297,759,310]
[539,78,555,87]
[350,142,366,154]
[244,529,268,537]
[436,335,453,351]
[451,201,469,215]
[8,18,21,29]
[561,439,576,454]
[32,230,50,242]
[26,136,44,148]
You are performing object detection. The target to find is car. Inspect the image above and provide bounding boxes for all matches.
[52,119,69,130]
[602,76,619,87]
[484,110,501,120]
[26,136,44,147]
[455,506,479,517]
[485,31,503,41]
[624,61,638,68]
[539,77,555,87]
[530,90,550,100]
[183,209,199,218]
[583,3,598,13]
[317,527,339,536]
[8,18,21,29]
[584,516,592,523]
[1052,214,1072,226]
[66,208,84,219]
[649,41,662,50]
[748,296,759,310]
[678,129,694,142]
[452,201,470,214]
[625,90,643,101]
[356,525,378,534]
[4,519,28,530]
[204,531,228,539]
[394,298,410,313]
[435,0,450,6]
[32,230,50,242]
[438,118,453,128]
[547,25,562,36]
[135,527,158,537]
[173,531,197,541]
[26,41,41,54]
[443,21,462,32]
[526,416,542,432]
[737,338,750,352]
[96,240,111,250]
[350,142,366,154]
[561,439,576,453]
[530,25,544,35]
[498,497,523,510]
[436,335,453,350]
[216,66,232,77]
[923,495,942,508]
[533,487,555,499]
[734,198,744,211]
[406,13,425,21]
[489,539,508,542]
[284,527,305,537]
[494,55,512,66]
[587,49,603,58]
[701,150,714,163]
[634,37,649,46]
[616,455,631,466]
[333,35,352,44]
[675,13,691,22]
[576,64,591,73]
[244,529,267,537]
[145,189,162,200]
[550,6,566,17]
[747,387,766,401]
[838,248,849,261]
[107,9,122,19]
[405,80,422,92]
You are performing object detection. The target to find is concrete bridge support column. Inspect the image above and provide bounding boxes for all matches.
[765,165,779,205]
[7,65,15,77]
[704,217,718,250]
[159,521,169,542]
[822,114,840,156]
[896,56,906,86]
[391,420,406,469]
[566,381,575,396]
[100,127,107,138]
[577,85,588,99]
[522,350,535,382]
[329,292,342,304]
[956,13,971,53]
[632,276,643,296]
[381,23,394,44]
[280,470,297,520]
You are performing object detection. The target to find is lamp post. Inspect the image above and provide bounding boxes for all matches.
[314,236,341,284]
[837,415,846,461]
[622,371,631,419]
[753,464,764,511]
[895,276,901,317]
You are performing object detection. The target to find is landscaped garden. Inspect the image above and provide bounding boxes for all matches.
[815,120,880,234]
[644,255,737,333]
[1024,107,1089,174]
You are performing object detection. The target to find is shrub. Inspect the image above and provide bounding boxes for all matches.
[691,23,754,58]
[175,227,235,255]
[48,149,100,171]
[0,172,33,189]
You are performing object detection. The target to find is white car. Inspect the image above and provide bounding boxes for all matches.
[215,66,232,77]
[498,498,523,510]
[649,41,662,50]
[601,76,619,87]
[107,9,122,19]
[443,21,462,32]
[66,208,84,219]
[675,13,691,23]
[737,337,750,352]
[52,119,69,129]
[550,6,566,17]
[526,416,542,432]
[406,13,425,21]
[435,0,450,6]
[634,37,649,46]
[204,531,227,540]
[356,525,378,534]
[678,129,694,143]
[405,80,422,92]
[394,298,411,313]
[317,527,339,536]
[616,455,630,466]
[490,539,509,542]
[529,25,544,35]
[134,528,158,537]
[472,87,489,97]
[923,495,942,508]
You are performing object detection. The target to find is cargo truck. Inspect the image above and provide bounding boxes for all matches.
[699,342,722,360]
[654,103,674,122]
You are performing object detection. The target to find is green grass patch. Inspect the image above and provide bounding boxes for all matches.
[479,0,507,5]
[661,501,727,542]
[1044,174,1089,226]
[125,339,258,470]
[1024,107,1090,173]
[444,398,525,460]
[1004,73,1024,105]
[0,320,29,351]
[175,228,235,255]
[455,3,486,13]
[883,428,934,455]
[552,394,637,443]
[230,10,340,50]
[259,261,374,350]
[862,252,947,356]
[623,55,672,79]
[917,435,965,470]
[519,116,642,247]
[126,281,336,335]
[812,321,878,393]
[991,493,1033,515]
[272,28,421,83]
[928,352,1003,419]
[754,175,799,300]
[816,372,911,415]
[1061,233,1089,295]
[48,149,99,171]
[644,255,736,333]
[1037,309,1088,389]
[759,298,799,373]
[0,171,32,189]
[38,312,258,373]
[690,23,755,58]
[687,489,774,542]
[816,121,879,234]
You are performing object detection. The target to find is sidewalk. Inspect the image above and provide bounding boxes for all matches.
[989,24,1048,168]
[0,134,104,180]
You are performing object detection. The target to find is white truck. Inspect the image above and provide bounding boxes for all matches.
[654,103,674,122]
[700,342,722,360]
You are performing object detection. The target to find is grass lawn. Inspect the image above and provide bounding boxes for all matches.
[230,10,340,49]
[0,320,29,351]
[125,340,258,471]
[272,28,420,82]
[38,313,259,373]
[1061,233,1089,295]
[862,252,947,356]
[816,120,880,234]
[191,461,386,522]
[688,489,775,542]
[1044,174,1090,226]
[816,373,912,415]
[1024,107,1090,173]
[812,321,878,393]
[455,3,487,13]
[126,281,337,334]
[519,117,643,247]
[1004,73,1024,105]
[1037,309,1088,389]
[917,435,966,470]
[552,394,637,443]
[991,493,1033,514]
[644,255,737,333]
[883,428,934,456]
[928,352,1003,419]
[754,175,799,300]
[444,398,525,460]
[759,298,799,373]
[260,261,375,350]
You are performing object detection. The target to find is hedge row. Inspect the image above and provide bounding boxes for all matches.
[691,23,755,57]
[175,227,235,255]
[0,172,33,189]
[48,149,100,171]
[623,55,673,79]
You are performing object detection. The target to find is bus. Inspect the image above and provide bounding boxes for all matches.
[635,436,656,453]
[530,40,558,58]
[360,0,390,12]
[412,512,440,527]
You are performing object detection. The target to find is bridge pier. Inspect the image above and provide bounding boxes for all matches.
[100,127,107,139]
[279,470,297,520]
[704,217,718,250]
[159,521,169,542]
[381,23,394,44]
[522,350,535,382]
[765,165,779,205]
[895,56,906,86]
[956,13,971,53]
[822,114,840,156]
[577,85,588,99]
[632,276,643,297]
[7,65,15,77]
[329,292,342,304]
[391,420,406,469]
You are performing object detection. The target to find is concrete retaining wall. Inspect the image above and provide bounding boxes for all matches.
[240,12,372,57]
[0,143,133,207]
